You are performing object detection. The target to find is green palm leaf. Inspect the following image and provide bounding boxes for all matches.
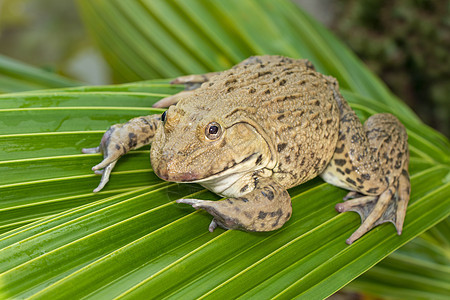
[0,55,81,93]
[0,0,449,298]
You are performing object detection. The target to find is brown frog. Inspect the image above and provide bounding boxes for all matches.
[82,56,410,244]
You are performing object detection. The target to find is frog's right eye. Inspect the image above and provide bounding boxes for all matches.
[161,111,167,123]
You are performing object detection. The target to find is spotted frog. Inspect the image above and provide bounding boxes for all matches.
[82,56,410,244]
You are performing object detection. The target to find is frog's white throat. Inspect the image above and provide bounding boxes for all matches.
[198,171,256,198]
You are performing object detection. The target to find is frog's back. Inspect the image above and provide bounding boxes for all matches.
[182,56,340,188]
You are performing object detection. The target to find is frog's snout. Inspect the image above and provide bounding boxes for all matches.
[152,155,200,183]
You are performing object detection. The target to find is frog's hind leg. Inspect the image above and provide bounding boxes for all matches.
[322,111,410,244]
[177,178,292,232]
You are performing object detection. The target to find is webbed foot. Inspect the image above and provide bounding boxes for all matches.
[336,170,410,244]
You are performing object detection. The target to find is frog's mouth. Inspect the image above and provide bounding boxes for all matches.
[154,152,260,183]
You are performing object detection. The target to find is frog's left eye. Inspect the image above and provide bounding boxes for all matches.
[205,122,222,140]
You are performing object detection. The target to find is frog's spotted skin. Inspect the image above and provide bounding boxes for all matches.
[82,55,410,244]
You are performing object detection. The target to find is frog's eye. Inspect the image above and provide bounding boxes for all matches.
[161,111,167,123]
[205,122,222,140]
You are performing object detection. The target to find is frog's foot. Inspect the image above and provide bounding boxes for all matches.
[82,127,123,192]
[152,72,219,108]
[336,171,410,244]
[82,115,160,193]
[177,179,292,232]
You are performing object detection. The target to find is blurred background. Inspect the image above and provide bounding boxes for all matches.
[0,0,448,136]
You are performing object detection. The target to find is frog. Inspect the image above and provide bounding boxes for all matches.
[82,55,410,244]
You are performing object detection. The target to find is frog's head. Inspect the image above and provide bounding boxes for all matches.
[151,103,273,187]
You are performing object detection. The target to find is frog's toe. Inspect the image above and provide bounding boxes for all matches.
[208,219,218,232]
[82,146,101,154]
[92,160,117,193]
[176,198,208,208]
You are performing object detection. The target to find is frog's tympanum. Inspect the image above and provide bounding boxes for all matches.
[82,56,410,244]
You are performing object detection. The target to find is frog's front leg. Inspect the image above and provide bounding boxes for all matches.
[321,106,410,244]
[177,178,292,232]
[82,114,161,192]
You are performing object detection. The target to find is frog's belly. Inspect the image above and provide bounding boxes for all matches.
[320,170,353,191]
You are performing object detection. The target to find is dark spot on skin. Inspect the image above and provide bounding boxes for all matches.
[128,132,137,148]
[240,197,249,203]
[335,144,345,154]
[277,114,285,120]
[357,177,364,184]
[265,89,271,94]
[339,134,346,141]
[258,71,272,77]
[240,185,248,193]
[362,173,371,180]
[345,168,351,174]
[285,155,291,163]
[279,79,287,86]
[261,189,274,200]
[258,211,267,219]
[227,87,234,93]
[285,212,291,220]
[351,134,360,143]
[367,187,379,193]
[234,207,240,212]
[277,143,287,152]
[314,100,320,106]
[261,223,265,227]
[346,178,356,186]
[334,159,346,166]
[326,119,332,124]
[244,212,253,219]
[300,157,306,166]
[249,88,256,94]
[226,199,233,204]
[115,144,120,150]
[225,79,237,86]
[336,168,345,175]
[209,82,214,87]
[271,209,283,228]
[345,153,349,158]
